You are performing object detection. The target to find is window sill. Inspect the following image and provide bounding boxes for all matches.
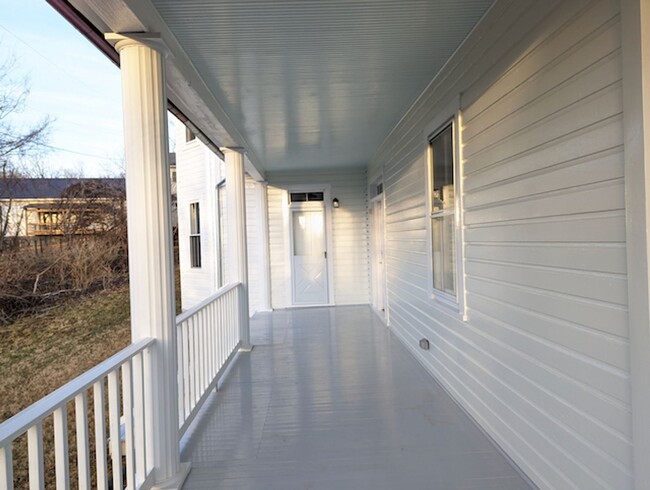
[429,290,467,322]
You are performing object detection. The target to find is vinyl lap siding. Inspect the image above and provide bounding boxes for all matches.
[267,185,288,308]
[177,138,221,309]
[371,1,631,488]
[245,176,265,315]
[267,169,369,308]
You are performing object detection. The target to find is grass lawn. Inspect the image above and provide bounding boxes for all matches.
[1,286,133,487]
[1,263,181,486]
[0,285,132,424]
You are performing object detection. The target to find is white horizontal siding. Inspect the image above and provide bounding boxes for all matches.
[176,135,222,310]
[369,0,632,488]
[245,176,266,316]
[2,203,27,237]
[177,131,265,316]
[267,169,369,308]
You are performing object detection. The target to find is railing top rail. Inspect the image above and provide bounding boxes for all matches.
[176,282,241,325]
[0,337,155,444]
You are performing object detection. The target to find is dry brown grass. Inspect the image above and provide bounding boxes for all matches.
[0,243,182,487]
[0,285,131,423]
[1,285,132,487]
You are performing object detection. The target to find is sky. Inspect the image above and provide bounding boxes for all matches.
[0,1,131,177]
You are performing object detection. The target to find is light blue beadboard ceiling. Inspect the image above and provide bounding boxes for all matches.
[151,0,494,172]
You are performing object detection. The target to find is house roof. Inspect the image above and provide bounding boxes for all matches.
[0,178,125,200]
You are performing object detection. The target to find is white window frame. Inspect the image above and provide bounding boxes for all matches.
[424,95,466,319]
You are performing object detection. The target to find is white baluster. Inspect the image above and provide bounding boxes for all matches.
[93,381,108,490]
[53,406,70,489]
[177,324,184,428]
[107,370,122,489]
[1,444,13,490]
[27,423,44,490]
[132,353,146,486]
[142,347,154,475]
[121,361,135,490]
[182,321,190,420]
[74,392,91,490]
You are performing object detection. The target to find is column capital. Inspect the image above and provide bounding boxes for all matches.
[220,146,246,155]
[105,32,170,56]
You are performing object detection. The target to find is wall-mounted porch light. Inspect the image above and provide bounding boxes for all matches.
[332,198,340,208]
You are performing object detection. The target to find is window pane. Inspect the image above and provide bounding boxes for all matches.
[307,192,324,201]
[290,192,307,202]
[432,215,456,295]
[431,124,454,212]
[190,235,201,268]
[190,203,200,234]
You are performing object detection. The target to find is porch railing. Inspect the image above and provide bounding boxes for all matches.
[177,282,242,436]
[0,338,156,490]
[0,282,244,489]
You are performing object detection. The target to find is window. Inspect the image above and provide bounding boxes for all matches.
[189,202,201,268]
[429,122,457,298]
[289,191,324,203]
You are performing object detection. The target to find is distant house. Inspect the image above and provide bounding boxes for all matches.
[0,178,126,239]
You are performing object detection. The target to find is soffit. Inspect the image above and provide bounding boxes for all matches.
[148,0,494,172]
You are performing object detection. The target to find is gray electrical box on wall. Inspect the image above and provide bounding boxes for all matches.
[419,338,430,350]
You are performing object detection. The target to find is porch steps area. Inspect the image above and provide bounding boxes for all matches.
[180,306,532,489]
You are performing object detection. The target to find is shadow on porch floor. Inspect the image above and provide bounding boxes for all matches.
[180,306,532,489]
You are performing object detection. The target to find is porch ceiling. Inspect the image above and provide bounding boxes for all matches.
[66,0,493,174]
[151,0,493,172]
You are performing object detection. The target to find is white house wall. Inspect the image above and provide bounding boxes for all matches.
[177,133,266,317]
[176,135,222,309]
[1,202,27,237]
[267,169,369,309]
[369,0,631,488]
[245,175,268,315]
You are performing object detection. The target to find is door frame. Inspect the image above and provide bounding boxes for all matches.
[283,184,335,307]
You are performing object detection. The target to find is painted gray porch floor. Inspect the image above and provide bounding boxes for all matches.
[180,306,532,490]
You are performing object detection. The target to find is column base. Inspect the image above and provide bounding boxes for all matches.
[239,344,254,352]
[152,462,191,490]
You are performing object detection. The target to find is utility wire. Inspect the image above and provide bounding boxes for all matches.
[0,23,121,104]
[41,143,118,161]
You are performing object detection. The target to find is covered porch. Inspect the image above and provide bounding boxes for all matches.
[180,306,530,490]
[4,0,650,488]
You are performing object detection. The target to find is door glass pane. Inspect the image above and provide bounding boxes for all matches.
[293,210,325,256]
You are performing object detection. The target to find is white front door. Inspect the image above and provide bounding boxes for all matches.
[291,206,329,305]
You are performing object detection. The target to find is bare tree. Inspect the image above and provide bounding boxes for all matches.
[0,49,51,247]
[0,53,50,167]
[56,180,126,237]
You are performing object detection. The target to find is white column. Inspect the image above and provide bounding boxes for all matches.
[222,147,252,350]
[106,33,189,488]
[622,1,650,489]
[257,181,272,311]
